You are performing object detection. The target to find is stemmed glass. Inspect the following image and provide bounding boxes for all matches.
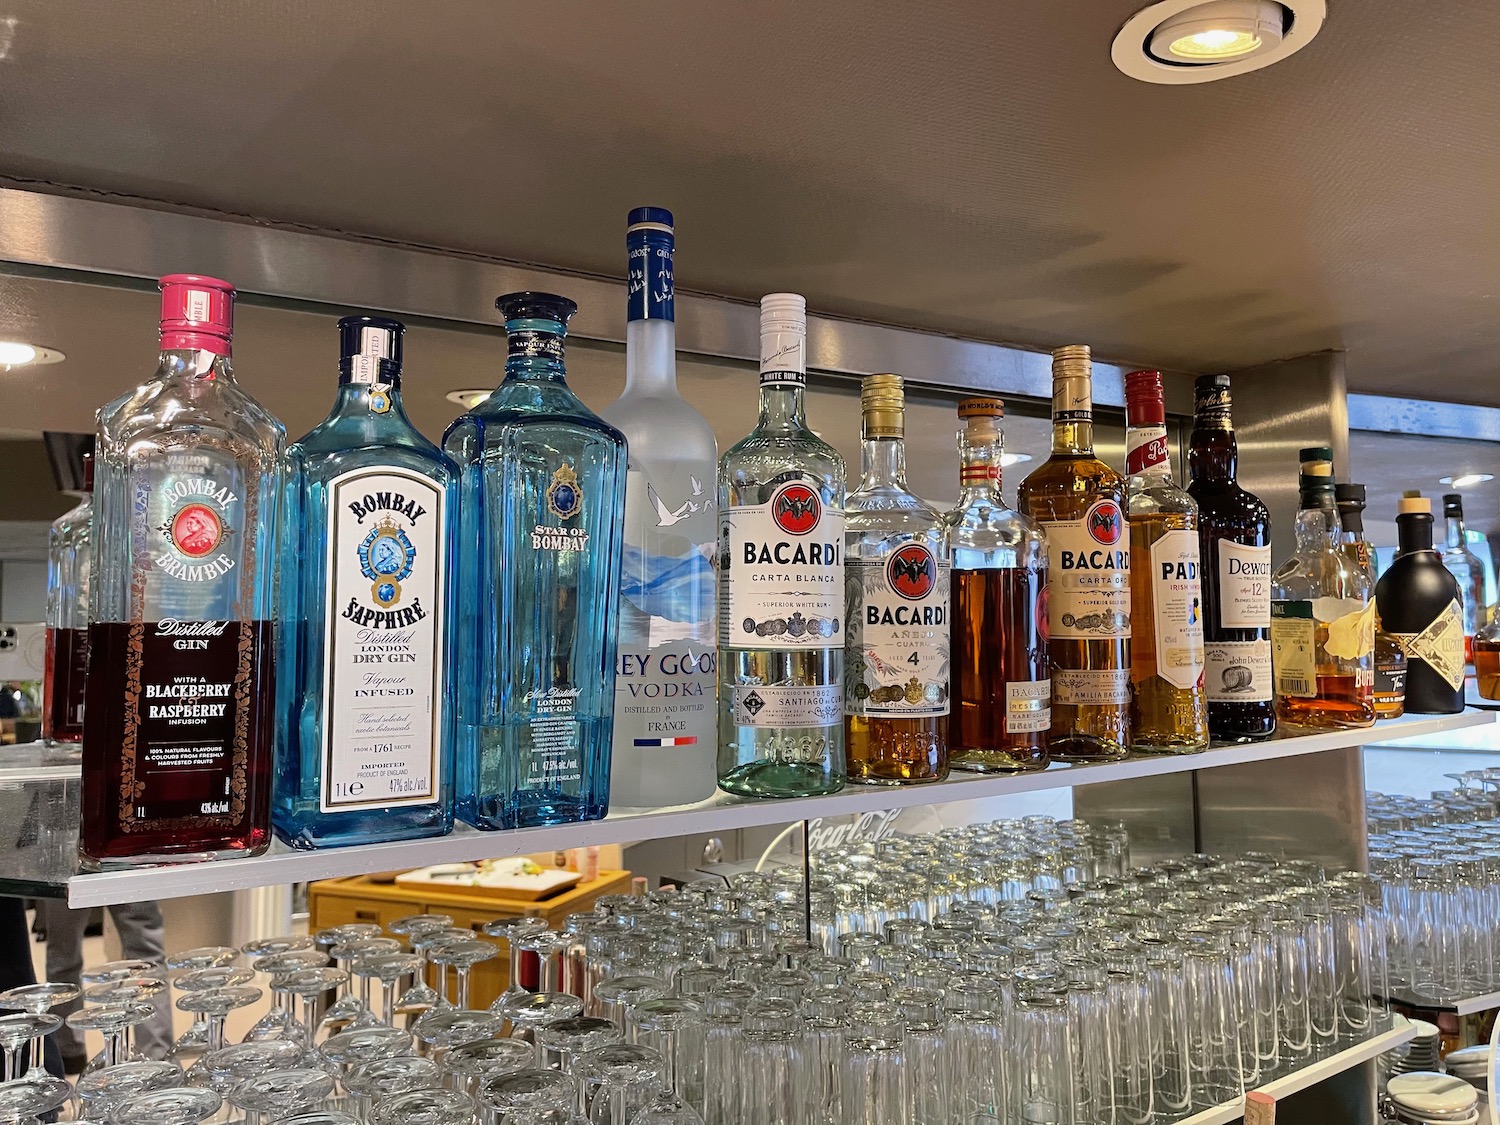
[409,930,474,1010]
[387,916,453,1017]
[76,1059,184,1119]
[0,984,76,1080]
[166,947,240,1057]
[515,932,572,994]
[533,1018,622,1075]
[278,968,350,1047]
[481,918,550,1009]
[66,1001,156,1072]
[229,1068,335,1125]
[411,1009,506,1060]
[318,1026,414,1081]
[326,941,401,1036]
[344,1055,442,1120]
[174,986,263,1056]
[250,951,330,1043]
[576,1044,665,1125]
[475,1069,578,1124]
[112,1086,223,1125]
[202,1040,306,1095]
[351,954,421,1028]
[367,1087,476,1125]
[426,941,497,1011]
[438,1039,533,1097]
[0,1074,73,1125]
[497,994,584,1059]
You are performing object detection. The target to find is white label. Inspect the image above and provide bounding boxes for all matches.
[320,467,445,813]
[845,550,950,717]
[1053,668,1130,706]
[1395,599,1466,691]
[1218,541,1272,630]
[1270,601,1317,698]
[1006,680,1052,733]
[721,484,844,650]
[1205,639,1272,703]
[1044,500,1131,640]
[729,683,841,728]
[185,289,211,323]
[1148,529,1206,691]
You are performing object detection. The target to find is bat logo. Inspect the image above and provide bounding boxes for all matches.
[887,543,936,601]
[772,482,821,536]
[1086,500,1123,546]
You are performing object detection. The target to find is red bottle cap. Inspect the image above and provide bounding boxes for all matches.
[159,274,235,355]
[1124,369,1168,474]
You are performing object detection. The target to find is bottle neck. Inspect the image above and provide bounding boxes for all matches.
[158,347,234,383]
[503,324,568,384]
[957,441,1004,504]
[758,382,808,430]
[624,318,678,394]
[1400,512,1437,555]
[1125,424,1172,483]
[331,380,413,423]
[1446,514,1467,549]
[859,433,909,491]
[1189,422,1237,481]
[1295,506,1337,551]
[1052,418,1093,456]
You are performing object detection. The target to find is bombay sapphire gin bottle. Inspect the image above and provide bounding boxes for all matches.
[273,317,458,849]
[601,208,718,808]
[446,292,628,828]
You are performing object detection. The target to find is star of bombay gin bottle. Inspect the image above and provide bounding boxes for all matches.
[274,317,458,848]
[601,208,718,808]
[43,442,93,746]
[80,275,284,868]
[717,294,847,798]
[445,292,628,828]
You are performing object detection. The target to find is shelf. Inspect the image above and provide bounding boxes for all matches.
[1,710,1488,908]
[1388,987,1500,1017]
[1174,1017,1416,1125]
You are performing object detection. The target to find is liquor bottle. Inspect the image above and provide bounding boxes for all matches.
[1269,449,1375,729]
[80,275,284,867]
[946,398,1049,772]
[1376,492,1465,714]
[445,292,628,828]
[717,294,846,798]
[273,317,458,849]
[1475,609,1500,700]
[43,443,93,746]
[601,208,718,808]
[1441,493,1487,661]
[1185,375,1274,742]
[1337,483,1407,719]
[1017,345,1130,760]
[1123,369,1207,752]
[844,374,949,784]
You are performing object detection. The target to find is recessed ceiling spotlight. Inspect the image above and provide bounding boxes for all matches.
[1440,474,1494,489]
[1113,0,1325,85]
[0,340,64,368]
[446,388,493,409]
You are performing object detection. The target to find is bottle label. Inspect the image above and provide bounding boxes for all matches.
[721,484,844,649]
[1148,529,1206,691]
[627,237,674,322]
[1052,668,1129,705]
[1126,425,1169,475]
[48,626,90,733]
[760,326,807,387]
[152,475,241,584]
[1217,541,1272,629]
[508,330,565,362]
[1375,652,1407,704]
[729,683,842,728]
[1393,598,1466,691]
[1006,679,1052,732]
[319,467,445,813]
[845,548,951,717]
[1205,639,1272,703]
[1270,600,1318,698]
[1043,499,1131,640]
[1319,598,1375,661]
[1053,377,1091,425]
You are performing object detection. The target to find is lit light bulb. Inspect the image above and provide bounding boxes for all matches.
[0,341,38,366]
[1169,27,1261,58]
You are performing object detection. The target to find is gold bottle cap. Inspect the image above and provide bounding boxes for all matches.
[958,397,1003,419]
[1051,344,1092,380]
[861,373,904,438]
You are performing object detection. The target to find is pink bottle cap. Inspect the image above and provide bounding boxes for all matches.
[159,274,235,354]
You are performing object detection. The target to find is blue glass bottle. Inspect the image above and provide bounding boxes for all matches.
[274,316,458,848]
[445,292,628,828]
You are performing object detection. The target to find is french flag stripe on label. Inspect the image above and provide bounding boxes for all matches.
[633,737,699,747]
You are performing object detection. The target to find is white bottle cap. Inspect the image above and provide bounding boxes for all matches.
[759,293,807,385]
[760,292,806,330]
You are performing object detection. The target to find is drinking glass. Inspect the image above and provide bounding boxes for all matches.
[1181,932,1245,1111]
[0,1010,60,1083]
[475,1069,578,1123]
[175,986,263,1055]
[388,917,453,1016]
[230,1069,336,1125]
[112,1086,223,1125]
[344,1056,443,1120]
[66,1002,155,1072]
[279,969,351,1047]
[533,1017,622,1075]
[576,1044,663,1125]
[319,1026,414,1080]
[367,1087,475,1125]
[893,988,943,1125]
[327,941,402,1035]
[0,1075,72,1125]
[271,1113,360,1125]
[943,976,1006,1125]
[1010,990,1076,1125]
[630,998,705,1113]
[515,933,572,995]
[437,1039,532,1097]
[412,1009,506,1058]
[75,1060,182,1120]
[353,955,422,1028]
[481,919,550,1008]
[202,1040,306,1095]
[589,979,666,1034]
[251,952,330,1045]
[735,998,802,1125]
[427,942,498,1012]
[0,981,81,1079]
[841,1005,904,1125]
[498,994,584,1059]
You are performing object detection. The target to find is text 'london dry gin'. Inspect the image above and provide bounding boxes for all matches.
[80,275,284,868]
[717,293,847,798]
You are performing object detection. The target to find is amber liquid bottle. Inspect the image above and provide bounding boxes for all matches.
[1337,483,1407,719]
[1018,345,1131,760]
[1186,375,1276,741]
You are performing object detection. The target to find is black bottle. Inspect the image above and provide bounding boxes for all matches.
[1375,492,1465,714]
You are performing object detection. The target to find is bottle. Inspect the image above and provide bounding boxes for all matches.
[273,317,458,849]
[1269,448,1375,729]
[1337,483,1407,719]
[601,208,718,808]
[844,374,949,785]
[1017,345,1130,760]
[1441,493,1487,662]
[43,443,93,746]
[1475,607,1500,700]
[1123,369,1208,752]
[717,294,846,798]
[945,398,1049,772]
[1376,492,1465,714]
[80,275,284,867]
[445,292,628,828]
[1185,375,1275,742]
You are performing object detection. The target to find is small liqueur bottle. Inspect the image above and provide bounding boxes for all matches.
[946,398,1049,772]
[1186,375,1275,742]
[1123,370,1207,752]
[1441,493,1488,662]
[1475,608,1500,700]
[1018,345,1131,760]
[844,374,950,785]
[273,317,458,849]
[1337,484,1407,719]
[43,442,93,746]
[1376,492,1465,714]
[1269,449,1375,729]
[601,208,718,808]
[445,292,628,828]
[81,275,284,867]
[717,294,847,798]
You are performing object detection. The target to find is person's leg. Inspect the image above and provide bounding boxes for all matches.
[108,900,173,1059]
[35,898,86,1071]
[3,897,64,1077]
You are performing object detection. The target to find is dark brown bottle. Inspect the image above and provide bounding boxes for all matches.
[1186,375,1276,741]
[1375,493,1465,714]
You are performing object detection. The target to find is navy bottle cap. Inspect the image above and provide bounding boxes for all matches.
[338,315,404,384]
[627,208,675,324]
[496,291,578,325]
[627,206,674,231]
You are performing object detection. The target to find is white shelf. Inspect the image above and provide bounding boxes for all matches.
[1388,987,1500,1017]
[3,709,1485,908]
[1175,1017,1416,1125]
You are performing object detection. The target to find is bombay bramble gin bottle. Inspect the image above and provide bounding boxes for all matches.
[946,398,1049,772]
[601,208,718,808]
[843,374,950,784]
[80,275,284,868]
[273,317,458,849]
[1123,369,1207,752]
[43,442,93,745]
[717,293,847,798]
[1017,345,1131,760]
[445,292,627,828]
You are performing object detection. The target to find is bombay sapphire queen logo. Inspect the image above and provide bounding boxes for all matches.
[546,463,583,521]
[358,515,417,609]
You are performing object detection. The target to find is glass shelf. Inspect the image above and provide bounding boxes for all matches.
[1,710,1489,908]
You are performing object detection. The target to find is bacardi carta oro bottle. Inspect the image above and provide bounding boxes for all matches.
[80,275,284,868]
[43,442,93,745]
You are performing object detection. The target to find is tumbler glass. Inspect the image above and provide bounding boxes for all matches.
[736,999,803,1125]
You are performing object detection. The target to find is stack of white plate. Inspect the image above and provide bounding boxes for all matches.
[1392,1021,1445,1076]
[1446,1045,1492,1088]
[1387,1072,1481,1124]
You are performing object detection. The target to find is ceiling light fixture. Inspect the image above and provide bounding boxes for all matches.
[1001,453,1033,467]
[0,340,65,368]
[445,388,493,409]
[1113,0,1324,85]
[1440,474,1494,489]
